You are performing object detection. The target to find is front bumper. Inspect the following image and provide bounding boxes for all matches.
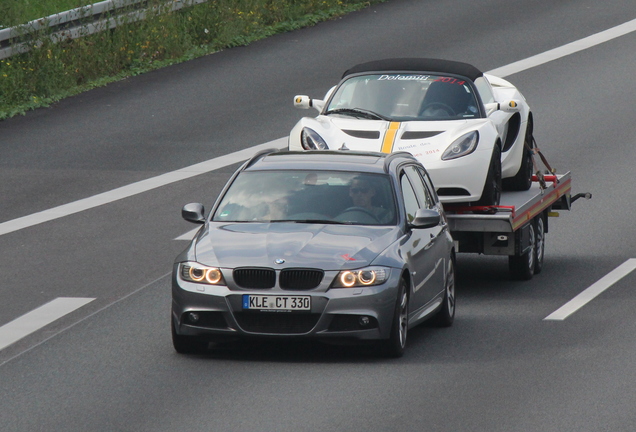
[171,268,401,342]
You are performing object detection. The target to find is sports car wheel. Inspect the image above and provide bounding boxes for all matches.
[430,256,456,327]
[172,317,208,354]
[534,215,545,274]
[504,121,534,191]
[475,144,502,206]
[380,278,408,358]
[509,222,536,280]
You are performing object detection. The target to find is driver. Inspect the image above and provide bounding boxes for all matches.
[348,177,392,223]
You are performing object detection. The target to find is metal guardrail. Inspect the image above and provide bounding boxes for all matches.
[0,0,208,60]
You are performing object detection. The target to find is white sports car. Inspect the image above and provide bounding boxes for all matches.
[289,58,534,206]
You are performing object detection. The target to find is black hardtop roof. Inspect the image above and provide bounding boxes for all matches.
[342,58,483,82]
[245,150,418,174]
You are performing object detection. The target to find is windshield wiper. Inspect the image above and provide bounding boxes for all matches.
[273,219,349,225]
[324,108,390,121]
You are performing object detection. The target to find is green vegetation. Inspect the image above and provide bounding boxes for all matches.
[0,0,381,120]
[0,1,96,28]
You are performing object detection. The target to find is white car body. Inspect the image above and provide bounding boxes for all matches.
[289,58,534,205]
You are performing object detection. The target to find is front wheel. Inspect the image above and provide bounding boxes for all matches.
[475,144,502,206]
[503,122,534,191]
[429,256,456,327]
[380,279,408,358]
[172,317,208,354]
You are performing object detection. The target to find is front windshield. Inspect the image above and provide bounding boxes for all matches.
[325,73,481,121]
[213,170,396,225]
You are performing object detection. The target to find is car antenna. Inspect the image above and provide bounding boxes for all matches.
[339,143,349,151]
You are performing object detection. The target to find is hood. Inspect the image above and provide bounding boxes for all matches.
[193,222,401,270]
[307,115,489,160]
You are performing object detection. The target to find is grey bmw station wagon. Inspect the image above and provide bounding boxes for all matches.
[171,149,456,357]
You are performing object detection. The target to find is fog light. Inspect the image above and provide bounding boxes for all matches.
[188,312,200,323]
[359,316,370,326]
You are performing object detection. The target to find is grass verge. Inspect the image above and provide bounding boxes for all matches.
[0,0,382,120]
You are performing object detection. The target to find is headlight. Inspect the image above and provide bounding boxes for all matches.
[301,127,328,150]
[441,131,479,160]
[180,262,225,285]
[332,267,389,288]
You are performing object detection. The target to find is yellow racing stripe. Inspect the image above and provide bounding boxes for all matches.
[381,122,400,153]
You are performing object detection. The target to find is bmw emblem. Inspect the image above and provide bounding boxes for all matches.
[274,258,285,265]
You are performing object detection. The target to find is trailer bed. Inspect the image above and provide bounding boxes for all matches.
[444,172,572,233]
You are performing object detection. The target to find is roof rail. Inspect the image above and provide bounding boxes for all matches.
[243,148,280,169]
[383,151,417,173]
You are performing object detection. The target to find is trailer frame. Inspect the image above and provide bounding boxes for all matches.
[443,172,584,280]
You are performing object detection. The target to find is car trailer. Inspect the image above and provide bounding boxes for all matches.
[443,172,591,280]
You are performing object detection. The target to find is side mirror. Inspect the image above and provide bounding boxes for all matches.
[410,208,441,229]
[293,95,325,112]
[485,100,521,115]
[182,203,205,224]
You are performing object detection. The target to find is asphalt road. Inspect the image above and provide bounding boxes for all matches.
[2,0,636,430]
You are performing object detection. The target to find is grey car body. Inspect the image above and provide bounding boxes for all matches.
[171,150,456,357]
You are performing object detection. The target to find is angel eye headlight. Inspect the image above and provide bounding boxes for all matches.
[442,131,479,160]
[301,127,328,150]
[180,263,225,286]
[333,267,388,288]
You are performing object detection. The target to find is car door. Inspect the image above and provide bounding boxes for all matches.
[399,165,446,320]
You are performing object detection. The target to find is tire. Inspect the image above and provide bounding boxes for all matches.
[430,256,456,327]
[534,215,545,274]
[508,222,536,280]
[475,144,502,206]
[503,121,534,191]
[380,279,408,358]
[172,317,208,354]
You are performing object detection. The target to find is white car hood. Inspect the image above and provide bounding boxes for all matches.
[309,116,490,163]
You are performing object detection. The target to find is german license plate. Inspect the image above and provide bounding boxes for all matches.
[242,295,311,311]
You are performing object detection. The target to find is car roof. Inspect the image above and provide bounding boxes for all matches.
[342,58,483,82]
[244,150,419,174]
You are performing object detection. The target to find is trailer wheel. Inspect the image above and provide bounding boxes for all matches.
[534,216,545,274]
[509,222,535,280]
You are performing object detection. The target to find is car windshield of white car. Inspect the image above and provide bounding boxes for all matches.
[212,170,397,225]
[325,74,480,121]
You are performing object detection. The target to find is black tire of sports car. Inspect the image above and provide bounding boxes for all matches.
[380,278,408,358]
[503,121,534,191]
[172,318,208,354]
[509,221,536,280]
[475,144,502,206]
[429,256,456,327]
[534,215,546,274]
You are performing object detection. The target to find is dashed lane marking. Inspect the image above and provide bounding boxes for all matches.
[544,259,636,321]
[0,297,95,351]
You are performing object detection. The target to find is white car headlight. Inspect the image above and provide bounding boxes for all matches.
[332,267,389,288]
[180,262,225,285]
[441,131,479,160]
[301,127,328,150]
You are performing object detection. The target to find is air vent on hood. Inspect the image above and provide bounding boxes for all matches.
[400,131,442,140]
[342,130,381,139]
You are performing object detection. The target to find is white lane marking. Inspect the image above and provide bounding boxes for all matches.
[0,297,95,351]
[0,138,287,237]
[544,259,636,321]
[4,18,636,237]
[175,227,200,241]
[488,18,636,77]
